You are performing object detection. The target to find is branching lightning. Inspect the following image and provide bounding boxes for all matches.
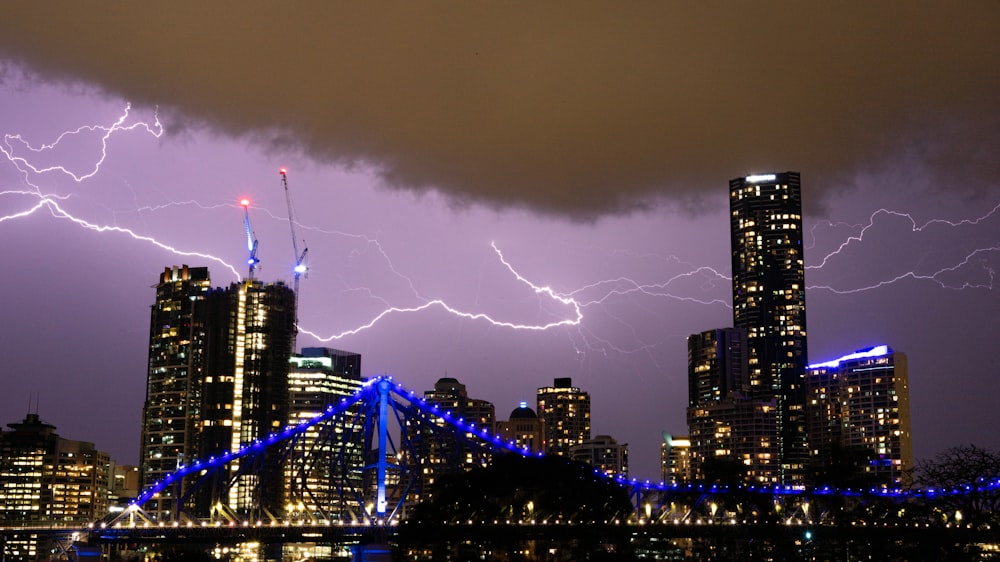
[1,104,241,280]
[2,103,163,182]
[3,98,997,360]
[299,242,584,341]
[806,203,1000,293]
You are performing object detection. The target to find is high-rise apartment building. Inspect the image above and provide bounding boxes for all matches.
[806,346,912,488]
[285,347,364,520]
[140,266,296,520]
[688,328,748,407]
[139,265,211,518]
[686,327,779,483]
[536,378,591,456]
[729,172,809,483]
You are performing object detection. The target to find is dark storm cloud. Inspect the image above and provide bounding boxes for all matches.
[1,2,998,217]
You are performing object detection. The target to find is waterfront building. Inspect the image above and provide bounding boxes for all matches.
[729,172,809,483]
[569,435,629,478]
[536,378,591,457]
[806,346,912,488]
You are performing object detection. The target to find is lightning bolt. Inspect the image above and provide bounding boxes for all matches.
[7,98,995,361]
[0,193,241,279]
[299,242,584,341]
[1,104,241,280]
[808,203,1000,270]
[2,102,163,182]
[807,203,1000,293]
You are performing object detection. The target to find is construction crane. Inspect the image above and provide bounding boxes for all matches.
[281,168,308,350]
[241,198,260,279]
[280,168,308,297]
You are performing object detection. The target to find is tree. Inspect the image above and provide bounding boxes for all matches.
[916,444,1000,529]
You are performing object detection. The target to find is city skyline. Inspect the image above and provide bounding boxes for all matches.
[1,4,999,480]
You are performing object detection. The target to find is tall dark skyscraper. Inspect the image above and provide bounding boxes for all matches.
[729,172,809,482]
[140,265,211,518]
[140,266,296,519]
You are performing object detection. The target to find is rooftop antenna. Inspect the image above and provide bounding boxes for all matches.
[241,198,260,279]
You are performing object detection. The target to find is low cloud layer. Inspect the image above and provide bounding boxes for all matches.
[2,2,998,217]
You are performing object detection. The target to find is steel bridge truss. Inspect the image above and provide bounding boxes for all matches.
[115,376,539,528]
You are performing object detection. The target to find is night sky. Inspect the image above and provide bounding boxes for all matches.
[1,3,998,479]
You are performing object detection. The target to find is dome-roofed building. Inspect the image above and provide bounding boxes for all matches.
[497,401,543,454]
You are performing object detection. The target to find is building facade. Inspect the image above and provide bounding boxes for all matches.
[139,265,211,518]
[412,378,496,499]
[285,347,364,521]
[496,402,544,454]
[536,378,591,457]
[660,433,691,486]
[140,266,296,520]
[806,346,912,488]
[686,327,779,483]
[569,435,629,478]
[0,414,113,559]
[729,172,809,483]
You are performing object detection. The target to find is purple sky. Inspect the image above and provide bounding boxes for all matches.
[1,4,998,479]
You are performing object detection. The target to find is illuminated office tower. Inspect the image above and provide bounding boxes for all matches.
[536,378,591,456]
[139,265,211,519]
[199,279,296,516]
[285,347,364,521]
[0,413,112,558]
[730,172,809,483]
[806,346,912,488]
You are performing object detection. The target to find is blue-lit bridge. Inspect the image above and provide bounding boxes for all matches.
[4,376,998,560]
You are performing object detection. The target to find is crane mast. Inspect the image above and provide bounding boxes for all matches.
[280,168,309,296]
[240,198,260,279]
[281,168,308,350]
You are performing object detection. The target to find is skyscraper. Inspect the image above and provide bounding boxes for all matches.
[199,278,296,515]
[139,265,211,518]
[139,266,296,519]
[536,377,591,457]
[730,172,809,483]
[806,346,912,488]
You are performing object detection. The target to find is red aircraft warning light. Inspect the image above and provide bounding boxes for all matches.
[240,198,251,207]
[280,167,288,175]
